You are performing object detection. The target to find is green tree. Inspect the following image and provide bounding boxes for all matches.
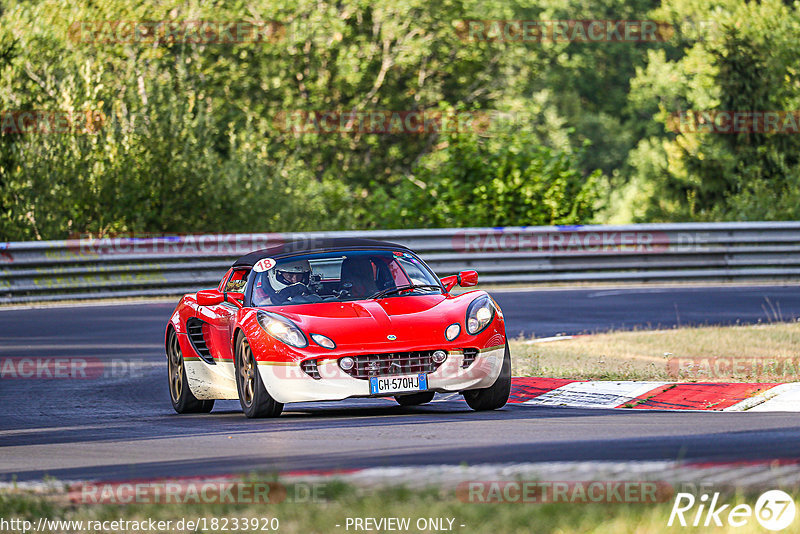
[372,123,602,228]
[618,0,800,222]
[0,0,556,239]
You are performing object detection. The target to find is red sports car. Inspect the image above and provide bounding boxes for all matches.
[165,238,510,417]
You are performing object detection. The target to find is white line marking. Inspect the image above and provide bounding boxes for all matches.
[740,382,800,412]
[724,383,792,411]
[523,381,670,408]
[523,336,573,344]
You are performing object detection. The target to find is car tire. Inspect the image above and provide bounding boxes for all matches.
[463,341,511,411]
[395,391,436,406]
[166,327,214,414]
[235,333,284,418]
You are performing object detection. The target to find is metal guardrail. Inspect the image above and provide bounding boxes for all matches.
[2,222,800,303]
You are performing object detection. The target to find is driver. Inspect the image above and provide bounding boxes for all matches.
[273,259,311,286]
[267,259,313,303]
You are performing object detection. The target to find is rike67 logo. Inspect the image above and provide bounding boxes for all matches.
[668,490,796,531]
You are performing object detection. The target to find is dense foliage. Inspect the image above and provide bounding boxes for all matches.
[0,0,798,240]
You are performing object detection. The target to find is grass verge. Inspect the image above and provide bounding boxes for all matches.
[1,482,796,534]
[510,322,800,381]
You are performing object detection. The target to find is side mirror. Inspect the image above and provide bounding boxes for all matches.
[226,291,245,308]
[196,289,224,306]
[440,275,458,292]
[458,270,478,287]
[440,270,479,292]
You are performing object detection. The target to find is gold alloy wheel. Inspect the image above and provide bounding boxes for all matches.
[167,331,183,404]
[239,340,256,406]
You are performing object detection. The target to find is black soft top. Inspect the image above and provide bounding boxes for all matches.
[232,237,412,267]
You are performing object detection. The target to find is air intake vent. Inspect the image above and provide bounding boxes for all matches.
[301,359,321,379]
[462,348,478,368]
[186,318,214,364]
[340,351,445,380]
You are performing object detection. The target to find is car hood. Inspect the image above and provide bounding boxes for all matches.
[260,294,466,348]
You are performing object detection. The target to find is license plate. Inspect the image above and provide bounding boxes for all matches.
[369,374,428,395]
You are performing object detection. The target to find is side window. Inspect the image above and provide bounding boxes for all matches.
[218,268,233,291]
[224,269,249,293]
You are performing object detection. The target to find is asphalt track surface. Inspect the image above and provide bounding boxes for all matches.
[2,285,800,482]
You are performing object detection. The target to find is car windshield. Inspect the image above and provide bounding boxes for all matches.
[249,249,442,307]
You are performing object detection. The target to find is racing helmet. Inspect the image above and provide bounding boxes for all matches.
[268,258,312,292]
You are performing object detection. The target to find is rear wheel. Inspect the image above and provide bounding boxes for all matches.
[395,391,435,406]
[235,333,283,418]
[463,342,511,411]
[166,328,214,414]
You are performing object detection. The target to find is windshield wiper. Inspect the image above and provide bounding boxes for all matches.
[369,284,442,300]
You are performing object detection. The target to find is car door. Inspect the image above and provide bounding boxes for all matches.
[197,268,249,363]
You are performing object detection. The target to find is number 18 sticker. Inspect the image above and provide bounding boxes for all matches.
[253,258,276,272]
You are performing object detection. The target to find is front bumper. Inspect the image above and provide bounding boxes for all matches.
[257,346,506,404]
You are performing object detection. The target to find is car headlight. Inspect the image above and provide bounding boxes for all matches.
[466,295,496,335]
[257,312,308,348]
[445,323,461,341]
[311,333,336,349]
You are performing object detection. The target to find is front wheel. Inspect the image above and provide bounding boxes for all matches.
[235,334,283,418]
[395,391,435,406]
[462,342,511,411]
[166,328,214,414]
